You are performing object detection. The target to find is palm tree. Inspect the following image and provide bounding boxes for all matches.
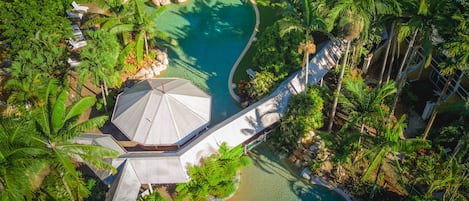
[422,9,469,139]
[31,84,118,200]
[130,0,169,64]
[328,39,351,132]
[339,76,397,134]
[280,0,328,92]
[0,117,48,201]
[78,30,121,109]
[361,116,430,197]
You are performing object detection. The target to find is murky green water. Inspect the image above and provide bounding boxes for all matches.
[229,144,345,201]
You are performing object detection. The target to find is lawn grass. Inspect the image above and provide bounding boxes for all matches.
[231,1,284,90]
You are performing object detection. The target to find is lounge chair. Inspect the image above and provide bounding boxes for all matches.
[71,1,88,12]
[246,68,256,80]
[67,58,81,67]
[68,40,87,50]
[66,10,83,19]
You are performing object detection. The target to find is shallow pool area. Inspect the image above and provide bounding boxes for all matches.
[154,0,255,124]
[229,144,346,201]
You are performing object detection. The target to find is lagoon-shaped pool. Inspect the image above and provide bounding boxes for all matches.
[154,0,254,124]
[154,1,344,200]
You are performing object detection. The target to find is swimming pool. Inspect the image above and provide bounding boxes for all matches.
[154,1,345,200]
[154,0,255,125]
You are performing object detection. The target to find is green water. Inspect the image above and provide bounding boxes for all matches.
[155,0,254,124]
[155,1,344,200]
[229,144,345,201]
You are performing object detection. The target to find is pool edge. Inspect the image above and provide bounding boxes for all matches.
[227,0,260,103]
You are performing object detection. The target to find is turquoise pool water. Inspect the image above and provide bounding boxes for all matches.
[154,1,344,200]
[154,0,255,124]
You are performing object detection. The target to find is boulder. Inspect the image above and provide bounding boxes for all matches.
[301,168,312,180]
[160,0,171,5]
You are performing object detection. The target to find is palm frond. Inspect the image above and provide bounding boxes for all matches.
[51,91,67,134]
[65,96,96,121]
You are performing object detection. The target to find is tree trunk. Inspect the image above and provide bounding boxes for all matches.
[385,34,398,84]
[378,21,395,89]
[144,31,149,56]
[100,83,107,110]
[422,73,454,139]
[328,40,351,132]
[396,29,418,80]
[304,52,309,93]
[389,29,419,120]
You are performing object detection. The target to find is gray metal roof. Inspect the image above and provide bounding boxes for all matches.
[111,78,211,145]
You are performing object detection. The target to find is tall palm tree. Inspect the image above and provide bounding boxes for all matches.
[31,83,118,200]
[78,30,121,109]
[422,8,469,139]
[328,39,351,132]
[130,0,169,64]
[280,0,328,92]
[390,0,455,119]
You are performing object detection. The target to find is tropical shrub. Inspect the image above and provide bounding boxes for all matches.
[273,86,325,153]
[251,21,303,80]
[175,143,250,201]
[246,70,277,101]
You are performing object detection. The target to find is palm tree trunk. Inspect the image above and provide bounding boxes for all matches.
[100,83,107,110]
[396,29,418,80]
[385,34,398,84]
[328,40,351,132]
[304,53,309,93]
[144,31,149,56]
[378,21,395,89]
[422,73,454,139]
[389,30,419,119]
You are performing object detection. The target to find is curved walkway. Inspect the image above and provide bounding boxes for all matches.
[76,39,346,201]
[227,0,260,102]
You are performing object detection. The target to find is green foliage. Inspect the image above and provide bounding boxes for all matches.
[246,71,277,101]
[339,75,396,133]
[78,30,122,88]
[175,143,250,201]
[0,117,48,201]
[274,86,325,153]
[0,0,71,56]
[27,84,119,200]
[138,191,166,201]
[251,21,303,79]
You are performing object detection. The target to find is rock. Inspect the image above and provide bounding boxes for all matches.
[301,168,312,180]
[162,57,169,65]
[135,68,149,78]
[160,0,171,5]
[294,160,301,167]
[309,144,319,152]
[177,0,186,3]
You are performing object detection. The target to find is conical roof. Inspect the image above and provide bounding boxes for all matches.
[111,78,211,145]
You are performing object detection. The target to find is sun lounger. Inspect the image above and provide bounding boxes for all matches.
[246,68,256,79]
[68,40,87,50]
[66,10,83,19]
[71,1,88,12]
[67,58,81,67]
